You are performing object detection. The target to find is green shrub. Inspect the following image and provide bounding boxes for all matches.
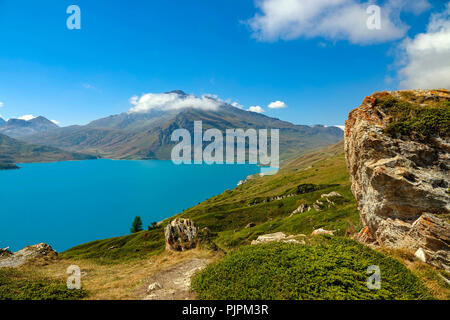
[0,269,87,300]
[377,95,450,140]
[61,229,165,263]
[192,238,432,300]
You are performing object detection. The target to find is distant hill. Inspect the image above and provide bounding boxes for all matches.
[0,116,58,138]
[0,117,5,126]
[0,133,96,164]
[22,91,343,162]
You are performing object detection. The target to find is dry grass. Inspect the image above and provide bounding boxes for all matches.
[18,248,221,300]
[378,248,450,300]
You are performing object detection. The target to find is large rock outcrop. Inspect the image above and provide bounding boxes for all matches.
[164,218,198,251]
[345,89,449,270]
[0,243,57,268]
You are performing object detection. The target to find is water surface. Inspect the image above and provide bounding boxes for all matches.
[0,160,259,251]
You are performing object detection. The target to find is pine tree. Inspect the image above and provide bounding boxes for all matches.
[130,216,143,233]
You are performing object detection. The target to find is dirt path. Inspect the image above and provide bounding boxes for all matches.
[141,258,209,300]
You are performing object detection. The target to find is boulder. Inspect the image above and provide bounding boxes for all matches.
[164,218,198,252]
[0,243,57,268]
[345,89,450,270]
[147,282,162,292]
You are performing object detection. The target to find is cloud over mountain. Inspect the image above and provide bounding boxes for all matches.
[128,92,222,113]
[17,114,36,121]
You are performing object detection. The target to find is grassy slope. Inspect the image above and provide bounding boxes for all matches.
[178,140,361,250]
[0,133,96,164]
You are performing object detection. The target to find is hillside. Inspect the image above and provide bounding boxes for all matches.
[0,116,58,138]
[21,91,343,162]
[0,133,96,164]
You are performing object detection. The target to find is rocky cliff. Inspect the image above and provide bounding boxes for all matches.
[345,89,449,270]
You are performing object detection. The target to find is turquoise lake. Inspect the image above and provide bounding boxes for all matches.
[0,160,261,252]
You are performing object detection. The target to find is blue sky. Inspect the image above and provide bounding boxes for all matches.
[0,0,449,126]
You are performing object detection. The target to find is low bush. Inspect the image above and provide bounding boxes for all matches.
[192,237,432,300]
[0,268,87,300]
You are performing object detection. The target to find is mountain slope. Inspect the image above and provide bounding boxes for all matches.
[0,116,58,138]
[0,133,96,164]
[22,92,343,162]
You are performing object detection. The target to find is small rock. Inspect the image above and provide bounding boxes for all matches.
[251,232,287,244]
[147,282,162,292]
[0,247,12,257]
[251,232,306,245]
[292,204,310,215]
[311,228,335,236]
[321,191,342,198]
[245,222,256,228]
[414,248,427,263]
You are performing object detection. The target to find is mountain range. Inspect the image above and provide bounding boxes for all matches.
[0,116,58,138]
[16,90,343,162]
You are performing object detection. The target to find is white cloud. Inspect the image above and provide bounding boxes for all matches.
[231,101,244,109]
[0,102,3,108]
[51,120,60,125]
[129,92,222,113]
[268,100,287,109]
[334,125,345,131]
[17,114,36,121]
[398,3,450,89]
[247,0,430,44]
[248,105,265,113]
